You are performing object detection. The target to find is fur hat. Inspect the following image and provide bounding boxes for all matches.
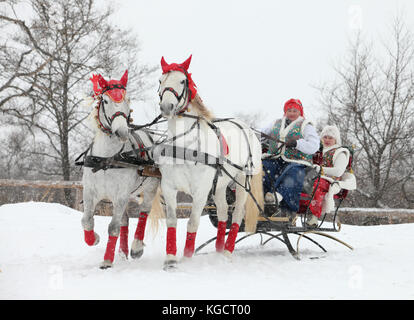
[321,125,341,145]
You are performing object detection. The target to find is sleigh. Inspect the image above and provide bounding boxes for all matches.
[195,149,356,260]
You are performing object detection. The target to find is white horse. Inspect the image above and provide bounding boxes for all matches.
[81,70,162,269]
[154,56,264,270]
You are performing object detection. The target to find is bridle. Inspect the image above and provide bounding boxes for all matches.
[96,84,131,135]
[158,69,190,115]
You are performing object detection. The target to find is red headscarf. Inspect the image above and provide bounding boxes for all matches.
[90,70,128,103]
[284,98,304,117]
[161,55,197,100]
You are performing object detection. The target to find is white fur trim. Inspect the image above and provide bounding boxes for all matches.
[279,117,314,166]
[332,148,350,164]
[321,171,357,215]
[322,144,340,154]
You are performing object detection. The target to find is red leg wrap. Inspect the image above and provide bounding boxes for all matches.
[119,226,129,256]
[166,227,177,256]
[224,223,240,253]
[84,229,96,246]
[184,232,197,257]
[104,236,118,262]
[216,221,227,252]
[134,212,148,241]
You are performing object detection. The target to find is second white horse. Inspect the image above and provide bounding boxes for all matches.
[154,56,263,270]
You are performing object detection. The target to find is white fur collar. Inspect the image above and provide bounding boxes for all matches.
[279,116,304,139]
[322,144,340,154]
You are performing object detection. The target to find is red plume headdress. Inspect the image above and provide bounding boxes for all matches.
[160,55,197,100]
[89,70,128,103]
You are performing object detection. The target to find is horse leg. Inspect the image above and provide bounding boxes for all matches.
[162,184,178,270]
[212,186,229,252]
[130,211,148,259]
[183,191,210,258]
[224,175,248,255]
[81,193,100,246]
[131,180,159,259]
[119,211,129,259]
[100,197,129,269]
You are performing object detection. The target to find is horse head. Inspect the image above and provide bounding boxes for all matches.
[89,70,131,141]
[158,55,197,118]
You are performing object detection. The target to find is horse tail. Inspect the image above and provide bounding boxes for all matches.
[148,187,165,235]
[244,164,264,233]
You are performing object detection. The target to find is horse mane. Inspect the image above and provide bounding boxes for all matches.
[81,96,100,131]
[191,94,214,121]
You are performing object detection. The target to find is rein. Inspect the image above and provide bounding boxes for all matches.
[128,114,165,131]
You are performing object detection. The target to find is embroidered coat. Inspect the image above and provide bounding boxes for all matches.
[268,116,316,166]
[320,144,356,214]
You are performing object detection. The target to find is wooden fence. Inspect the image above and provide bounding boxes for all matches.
[0,179,184,217]
[0,179,83,209]
[0,179,413,224]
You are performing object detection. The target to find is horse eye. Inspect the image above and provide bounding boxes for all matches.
[180,80,185,84]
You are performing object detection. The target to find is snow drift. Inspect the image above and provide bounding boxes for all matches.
[0,202,413,299]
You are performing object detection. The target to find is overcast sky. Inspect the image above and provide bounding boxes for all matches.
[110,0,414,127]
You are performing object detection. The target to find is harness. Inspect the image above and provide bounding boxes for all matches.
[158,67,191,115]
[95,84,131,135]
[157,69,256,192]
[76,83,153,173]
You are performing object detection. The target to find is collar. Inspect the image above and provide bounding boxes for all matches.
[322,144,340,154]
[280,116,304,137]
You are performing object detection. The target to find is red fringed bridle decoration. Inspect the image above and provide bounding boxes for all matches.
[89,70,132,134]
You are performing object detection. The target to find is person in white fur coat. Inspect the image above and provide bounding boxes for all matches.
[305,125,357,227]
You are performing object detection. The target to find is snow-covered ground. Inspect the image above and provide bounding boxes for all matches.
[1,202,413,300]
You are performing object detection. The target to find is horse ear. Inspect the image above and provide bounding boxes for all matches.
[97,74,108,90]
[120,69,128,87]
[161,56,169,73]
[90,74,101,95]
[180,55,192,71]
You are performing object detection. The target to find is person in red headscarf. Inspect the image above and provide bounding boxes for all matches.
[262,99,320,221]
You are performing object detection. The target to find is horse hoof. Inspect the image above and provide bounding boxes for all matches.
[119,250,129,260]
[85,231,100,246]
[131,239,144,259]
[99,260,113,269]
[131,249,144,260]
[223,250,233,260]
[163,259,178,272]
[93,233,100,245]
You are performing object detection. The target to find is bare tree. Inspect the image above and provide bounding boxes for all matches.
[319,17,414,208]
[1,0,157,181]
[0,1,54,110]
